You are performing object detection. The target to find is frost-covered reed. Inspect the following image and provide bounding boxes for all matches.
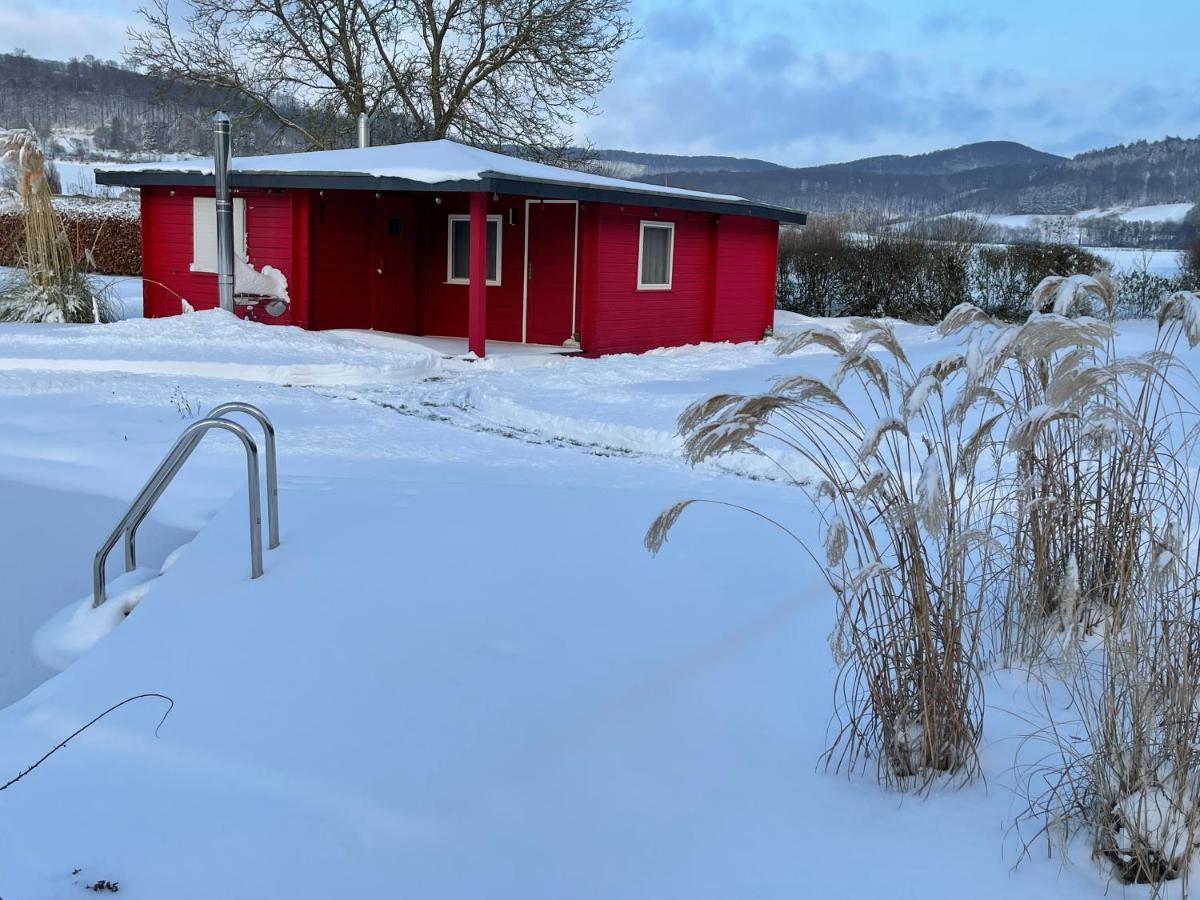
[647,269,1200,890]
[0,129,114,324]
[939,274,1192,664]
[648,315,1003,789]
[1013,288,1200,892]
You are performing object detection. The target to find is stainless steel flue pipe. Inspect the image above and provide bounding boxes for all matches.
[213,111,235,312]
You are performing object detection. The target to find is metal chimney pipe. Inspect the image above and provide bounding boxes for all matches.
[212,111,235,313]
[357,112,370,149]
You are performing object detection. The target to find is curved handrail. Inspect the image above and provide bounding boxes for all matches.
[208,402,278,550]
[123,402,279,571]
[94,418,262,608]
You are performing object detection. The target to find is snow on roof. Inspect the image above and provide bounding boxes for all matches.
[96,139,749,204]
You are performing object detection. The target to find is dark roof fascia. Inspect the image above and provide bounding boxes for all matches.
[484,176,807,224]
[96,169,808,225]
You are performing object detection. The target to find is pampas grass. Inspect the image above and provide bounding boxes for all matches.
[647,271,1200,883]
[1012,293,1200,892]
[1018,514,1200,890]
[648,316,1001,789]
[0,129,114,324]
[940,279,1149,662]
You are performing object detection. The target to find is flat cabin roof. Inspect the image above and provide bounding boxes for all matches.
[95,139,807,225]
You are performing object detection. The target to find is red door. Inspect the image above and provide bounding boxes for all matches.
[372,196,418,333]
[524,201,577,344]
[310,192,374,330]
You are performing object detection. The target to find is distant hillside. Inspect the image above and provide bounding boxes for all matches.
[584,149,784,178]
[0,52,312,157]
[638,137,1200,243]
[816,140,1065,176]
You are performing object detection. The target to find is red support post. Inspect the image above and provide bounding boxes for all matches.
[468,191,488,358]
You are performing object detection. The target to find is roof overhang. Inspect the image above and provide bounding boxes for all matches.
[95,168,808,225]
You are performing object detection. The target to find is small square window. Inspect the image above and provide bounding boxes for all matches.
[638,221,674,290]
[447,215,502,286]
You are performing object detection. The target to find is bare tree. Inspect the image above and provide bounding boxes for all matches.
[127,0,635,153]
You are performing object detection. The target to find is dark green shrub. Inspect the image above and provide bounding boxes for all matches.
[1183,238,1200,290]
[776,221,970,322]
[776,225,1120,323]
[969,244,1108,320]
[1116,268,1180,319]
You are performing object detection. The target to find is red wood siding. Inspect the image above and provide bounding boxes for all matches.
[577,205,777,355]
[711,215,778,345]
[579,205,712,356]
[419,194,525,343]
[140,186,304,326]
[138,185,780,357]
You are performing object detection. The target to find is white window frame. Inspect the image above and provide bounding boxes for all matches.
[446,214,503,286]
[190,196,247,273]
[637,220,675,291]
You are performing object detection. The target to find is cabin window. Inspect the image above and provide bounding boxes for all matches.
[447,215,502,286]
[637,221,674,290]
[190,196,247,273]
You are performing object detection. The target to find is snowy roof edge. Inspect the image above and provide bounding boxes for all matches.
[94,144,808,224]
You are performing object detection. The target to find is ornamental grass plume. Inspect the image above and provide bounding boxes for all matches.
[648,274,1200,842]
[0,129,114,323]
[649,316,998,790]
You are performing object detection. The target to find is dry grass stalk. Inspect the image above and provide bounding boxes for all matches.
[0,129,114,323]
[1020,535,1200,891]
[948,281,1198,666]
[650,266,1200,887]
[1013,290,1200,892]
[648,316,1001,790]
[648,274,1200,840]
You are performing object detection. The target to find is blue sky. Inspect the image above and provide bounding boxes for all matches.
[5,0,1199,165]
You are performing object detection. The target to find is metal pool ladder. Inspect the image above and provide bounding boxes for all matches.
[92,402,280,608]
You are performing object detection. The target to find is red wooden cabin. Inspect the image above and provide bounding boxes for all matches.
[97,141,805,357]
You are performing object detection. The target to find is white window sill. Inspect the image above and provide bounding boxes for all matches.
[446,279,502,287]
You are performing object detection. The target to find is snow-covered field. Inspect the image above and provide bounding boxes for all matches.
[52,161,127,199]
[982,203,1196,229]
[1090,245,1185,278]
[0,306,1193,898]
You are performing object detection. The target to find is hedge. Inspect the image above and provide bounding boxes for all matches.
[776,221,1111,323]
[0,199,141,276]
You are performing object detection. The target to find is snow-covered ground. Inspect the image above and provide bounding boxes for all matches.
[0,307,1192,898]
[52,161,127,199]
[980,203,1195,229]
[0,266,143,320]
[1090,245,1185,278]
[1082,202,1196,224]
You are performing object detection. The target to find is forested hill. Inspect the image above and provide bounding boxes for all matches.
[816,140,1065,176]
[0,52,305,157]
[635,137,1200,219]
